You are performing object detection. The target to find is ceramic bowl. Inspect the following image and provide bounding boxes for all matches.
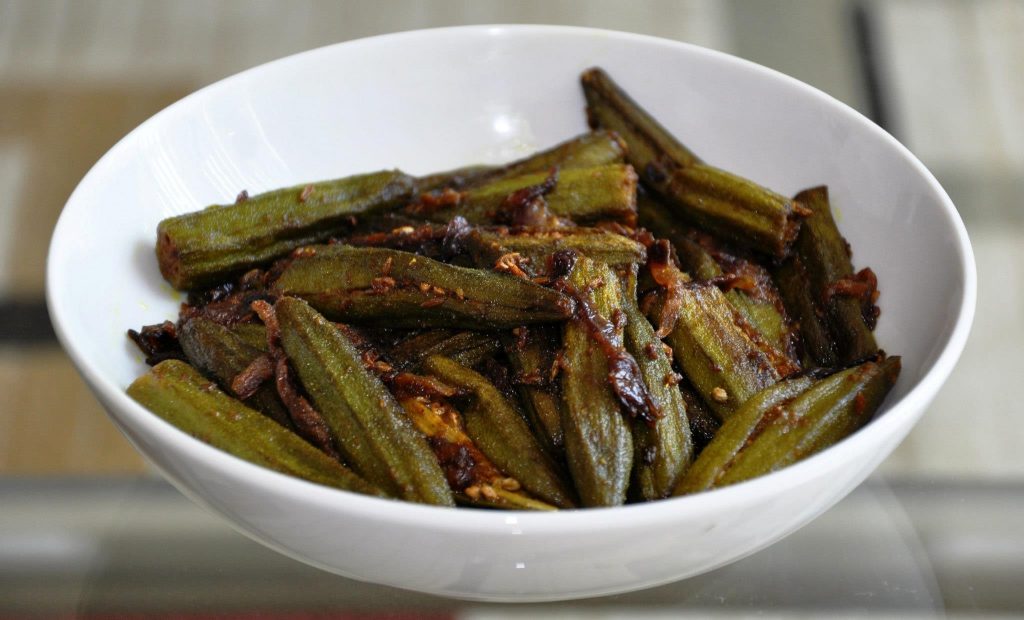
[47,25,975,602]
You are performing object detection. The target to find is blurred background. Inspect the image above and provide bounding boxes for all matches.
[1,0,1021,617]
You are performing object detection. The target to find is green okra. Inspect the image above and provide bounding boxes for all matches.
[466,227,646,276]
[582,67,803,258]
[398,395,557,511]
[127,360,386,498]
[640,185,794,356]
[388,329,502,372]
[680,381,721,455]
[775,255,837,367]
[271,245,572,329]
[673,376,815,495]
[422,355,575,508]
[406,164,638,225]
[784,186,879,366]
[501,325,565,456]
[412,130,626,195]
[654,281,784,420]
[177,317,290,429]
[274,297,454,506]
[558,255,634,507]
[621,271,693,501]
[717,357,901,487]
[156,170,415,290]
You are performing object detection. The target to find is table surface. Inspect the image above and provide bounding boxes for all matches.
[1,0,1022,616]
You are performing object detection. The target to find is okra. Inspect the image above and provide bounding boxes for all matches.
[274,297,454,506]
[557,254,634,507]
[782,186,879,366]
[126,360,386,498]
[673,376,815,495]
[775,255,837,367]
[621,271,694,501]
[501,325,565,456]
[422,355,575,509]
[406,164,638,225]
[466,228,646,276]
[717,357,900,486]
[582,67,803,258]
[271,245,572,329]
[177,317,290,429]
[654,281,785,419]
[156,170,415,290]
[398,395,557,511]
[388,329,502,372]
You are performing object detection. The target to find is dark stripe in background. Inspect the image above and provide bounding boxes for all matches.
[851,2,894,135]
[0,300,56,345]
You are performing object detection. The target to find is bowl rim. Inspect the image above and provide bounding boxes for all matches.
[46,23,977,532]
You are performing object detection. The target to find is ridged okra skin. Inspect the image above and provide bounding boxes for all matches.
[656,281,785,420]
[407,164,638,225]
[558,256,634,507]
[673,376,815,495]
[717,356,900,486]
[639,193,794,355]
[621,273,694,501]
[274,297,454,507]
[156,170,414,290]
[271,245,572,329]
[422,355,575,509]
[126,360,386,498]
[779,186,879,367]
[501,325,565,457]
[466,228,646,276]
[582,67,803,258]
[177,317,290,428]
[388,329,502,372]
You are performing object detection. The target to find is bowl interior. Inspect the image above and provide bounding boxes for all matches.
[48,26,973,510]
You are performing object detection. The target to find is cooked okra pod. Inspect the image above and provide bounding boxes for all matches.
[501,325,566,456]
[466,227,646,276]
[557,254,635,507]
[582,67,803,258]
[274,297,454,506]
[127,360,386,498]
[717,356,900,486]
[780,186,879,366]
[422,355,575,508]
[406,164,638,226]
[387,329,502,372]
[673,376,816,495]
[621,271,694,501]
[156,170,415,290]
[398,394,557,510]
[177,317,291,429]
[271,245,572,329]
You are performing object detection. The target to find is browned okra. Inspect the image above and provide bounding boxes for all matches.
[639,192,795,355]
[621,270,694,500]
[398,394,557,510]
[388,329,502,372]
[673,375,816,495]
[717,356,900,486]
[422,354,575,508]
[274,296,454,506]
[127,359,386,498]
[176,317,291,429]
[778,186,879,367]
[582,67,804,258]
[405,164,638,226]
[271,245,572,329]
[501,324,565,456]
[652,280,788,420]
[556,253,635,507]
[156,170,415,290]
[465,227,646,277]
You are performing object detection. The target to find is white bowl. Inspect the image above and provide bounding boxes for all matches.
[47,25,975,602]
